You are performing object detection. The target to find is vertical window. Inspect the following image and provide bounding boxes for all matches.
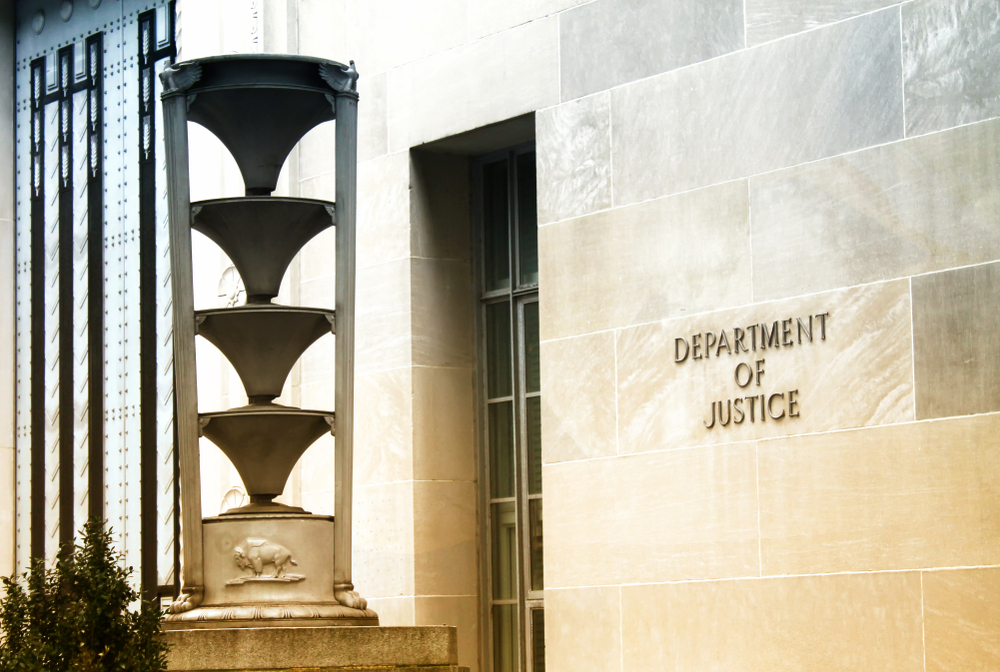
[476,144,543,672]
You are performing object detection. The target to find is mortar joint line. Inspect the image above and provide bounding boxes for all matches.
[755,441,762,577]
[614,328,620,456]
[920,570,927,672]
[618,585,625,672]
[899,3,907,139]
[909,276,917,420]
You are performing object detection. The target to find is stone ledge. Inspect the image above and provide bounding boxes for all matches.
[163,626,459,671]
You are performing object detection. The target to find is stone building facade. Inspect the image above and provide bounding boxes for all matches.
[2,1,999,671]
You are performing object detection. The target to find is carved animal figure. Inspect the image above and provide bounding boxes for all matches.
[233,538,298,578]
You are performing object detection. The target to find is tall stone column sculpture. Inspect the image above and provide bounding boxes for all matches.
[158,55,376,628]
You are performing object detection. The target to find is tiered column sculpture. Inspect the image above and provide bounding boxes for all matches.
[158,55,376,628]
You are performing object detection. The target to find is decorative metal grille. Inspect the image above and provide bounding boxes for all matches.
[13,0,177,599]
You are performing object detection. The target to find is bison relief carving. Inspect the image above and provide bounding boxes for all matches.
[226,538,306,585]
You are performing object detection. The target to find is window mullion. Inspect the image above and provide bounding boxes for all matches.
[505,151,531,672]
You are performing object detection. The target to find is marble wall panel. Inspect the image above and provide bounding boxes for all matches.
[366,595,415,626]
[345,0,467,75]
[298,276,336,313]
[298,434,337,495]
[358,151,411,270]
[364,594,415,628]
[745,0,900,46]
[468,0,587,39]
[298,330,335,387]
[354,480,415,598]
[758,414,1000,575]
[387,18,558,152]
[414,596,480,672]
[296,0,349,62]
[413,480,477,596]
[298,169,335,202]
[410,258,475,369]
[621,573,924,672]
[410,152,471,263]
[298,486,334,515]
[298,226,337,286]
[537,92,612,224]
[560,0,744,101]
[412,366,476,482]
[903,0,1000,137]
[545,587,621,672]
[751,118,1000,300]
[545,443,759,588]
[539,180,750,341]
[611,8,903,205]
[357,73,388,162]
[355,259,411,376]
[912,262,1000,420]
[298,120,337,182]
[540,331,618,463]
[923,568,1000,672]
[617,280,913,454]
[355,367,414,487]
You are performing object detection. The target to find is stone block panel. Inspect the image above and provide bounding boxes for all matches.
[387,18,558,152]
[545,586,621,672]
[296,0,349,63]
[410,151,471,263]
[355,259,412,376]
[540,331,618,463]
[912,261,1000,420]
[539,179,750,341]
[616,280,913,454]
[355,367,414,487]
[559,0,744,101]
[358,151,411,270]
[412,366,476,482]
[620,573,924,672]
[758,414,1000,575]
[410,258,475,369]
[611,8,903,205]
[345,0,468,76]
[924,567,1000,672]
[537,92,612,224]
[415,596,481,672]
[355,480,416,599]
[358,72,389,162]
[903,0,1000,136]
[413,480,477,597]
[468,0,588,40]
[745,0,899,46]
[750,118,1000,300]
[545,442,759,588]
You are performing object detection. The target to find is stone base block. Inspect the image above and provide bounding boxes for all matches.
[162,625,467,671]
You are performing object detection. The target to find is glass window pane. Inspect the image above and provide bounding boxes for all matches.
[491,501,518,600]
[516,152,538,287]
[486,302,512,399]
[531,609,546,672]
[489,402,515,499]
[529,499,543,591]
[493,603,519,672]
[526,396,541,495]
[483,158,511,293]
[524,302,540,394]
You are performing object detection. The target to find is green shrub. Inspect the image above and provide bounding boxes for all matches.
[0,518,168,672]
